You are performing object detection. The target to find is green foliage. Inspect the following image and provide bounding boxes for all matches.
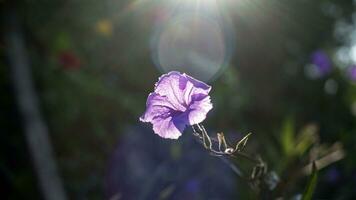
[281,118,317,157]
[281,118,295,156]
[53,32,71,52]
[302,162,318,200]
[295,125,317,156]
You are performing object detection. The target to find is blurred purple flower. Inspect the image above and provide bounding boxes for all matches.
[105,125,237,200]
[347,65,356,82]
[140,71,213,139]
[311,50,332,77]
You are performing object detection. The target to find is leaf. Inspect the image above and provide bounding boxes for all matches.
[281,118,295,156]
[302,162,318,200]
[295,124,317,156]
[53,32,71,52]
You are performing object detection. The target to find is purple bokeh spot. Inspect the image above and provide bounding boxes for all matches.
[311,50,332,77]
[325,167,341,184]
[347,65,356,82]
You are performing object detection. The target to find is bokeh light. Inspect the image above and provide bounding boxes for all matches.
[150,1,234,81]
[350,45,356,63]
[305,50,332,79]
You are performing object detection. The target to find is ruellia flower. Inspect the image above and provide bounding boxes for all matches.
[140,71,213,139]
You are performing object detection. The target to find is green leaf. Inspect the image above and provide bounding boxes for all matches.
[53,32,71,52]
[295,124,317,156]
[302,162,318,200]
[281,118,295,156]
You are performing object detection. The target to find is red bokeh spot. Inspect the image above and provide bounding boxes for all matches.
[58,51,81,70]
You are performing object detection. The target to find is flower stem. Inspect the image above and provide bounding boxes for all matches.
[192,124,260,164]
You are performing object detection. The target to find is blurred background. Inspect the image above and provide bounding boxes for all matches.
[1,0,356,199]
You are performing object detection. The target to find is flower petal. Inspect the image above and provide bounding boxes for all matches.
[181,75,211,106]
[184,73,211,93]
[151,115,186,139]
[154,71,187,111]
[139,93,175,123]
[187,94,213,125]
[154,71,211,109]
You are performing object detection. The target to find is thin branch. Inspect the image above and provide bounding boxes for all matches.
[191,124,268,183]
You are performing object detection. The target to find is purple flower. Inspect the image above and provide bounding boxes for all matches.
[140,71,213,139]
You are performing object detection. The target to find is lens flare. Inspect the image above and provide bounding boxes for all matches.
[150,2,234,82]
